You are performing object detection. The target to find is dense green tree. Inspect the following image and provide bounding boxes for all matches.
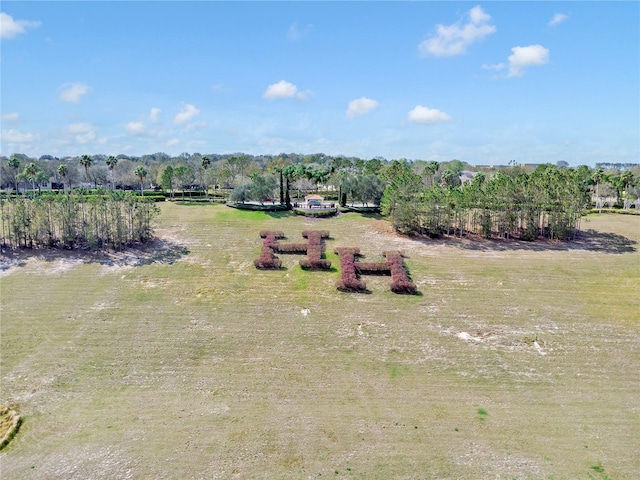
[249,173,278,204]
[380,167,423,235]
[7,157,21,193]
[174,165,194,199]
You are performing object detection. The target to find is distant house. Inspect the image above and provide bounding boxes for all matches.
[459,170,479,184]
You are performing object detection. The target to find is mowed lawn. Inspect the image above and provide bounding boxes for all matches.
[1,204,639,479]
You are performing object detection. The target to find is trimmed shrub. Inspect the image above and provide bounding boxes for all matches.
[384,251,417,294]
[302,230,330,239]
[355,261,391,275]
[276,242,308,253]
[254,233,283,269]
[335,247,367,292]
[259,230,285,239]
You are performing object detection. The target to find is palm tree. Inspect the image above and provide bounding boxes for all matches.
[591,168,605,199]
[79,154,93,185]
[201,156,211,199]
[106,155,118,189]
[620,170,634,197]
[57,164,69,192]
[134,165,148,196]
[21,162,41,197]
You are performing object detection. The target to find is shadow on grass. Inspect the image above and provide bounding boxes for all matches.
[0,238,190,271]
[412,229,636,254]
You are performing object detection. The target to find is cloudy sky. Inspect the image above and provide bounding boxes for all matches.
[1,1,638,166]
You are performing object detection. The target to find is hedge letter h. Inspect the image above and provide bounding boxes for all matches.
[255,230,417,294]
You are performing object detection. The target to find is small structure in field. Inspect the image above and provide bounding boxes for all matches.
[305,194,325,209]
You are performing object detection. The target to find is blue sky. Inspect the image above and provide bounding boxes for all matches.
[1,1,638,166]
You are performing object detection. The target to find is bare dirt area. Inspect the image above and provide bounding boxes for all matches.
[1,206,638,479]
[0,237,189,277]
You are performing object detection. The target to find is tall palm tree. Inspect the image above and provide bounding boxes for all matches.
[106,155,118,189]
[79,154,93,185]
[591,168,605,199]
[22,162,41,197]
[134,165,148,196]
[57,164,69,192]
[201,156,211,199]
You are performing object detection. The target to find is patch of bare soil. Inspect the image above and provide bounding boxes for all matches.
[0,238,189,277]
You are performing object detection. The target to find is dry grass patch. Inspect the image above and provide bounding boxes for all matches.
[1,205,638,479]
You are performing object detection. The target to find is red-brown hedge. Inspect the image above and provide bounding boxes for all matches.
[335,247,367,292]
[384,251,417,294]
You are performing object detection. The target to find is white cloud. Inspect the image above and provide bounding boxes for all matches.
[288,22,313,41]
[64,122,97,144]
[263,80,309,100]
[0,129,37,143]
[125,121,146,135]
[508,44,549,77]
[481,63,505,71]
[0,12,41,39]
[419,5,496,57]
[549,13,569,27]
[346,97,379,119]
[174,103,200,125]
[1,112,20,122]
[149,108,161,122]
[167,138,180,146]
[408,105,452,125]
[59,83,91,103]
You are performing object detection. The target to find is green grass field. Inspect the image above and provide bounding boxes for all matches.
[1,204,639,479]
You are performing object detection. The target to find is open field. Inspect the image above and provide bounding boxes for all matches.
[1,204,639,479]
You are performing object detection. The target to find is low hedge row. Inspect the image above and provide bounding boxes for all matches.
[293,208,337,218]
[276,242,308,253]
[355,261,391,275]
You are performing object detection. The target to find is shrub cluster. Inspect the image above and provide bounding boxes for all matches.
[384,251,417,294]
[276,242,308,253]
[253,230,284,269]
[335,247,367,292]
[299,230,331,270]
[259,230,285,239]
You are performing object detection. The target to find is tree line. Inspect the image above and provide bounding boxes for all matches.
[2,152,638,245]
